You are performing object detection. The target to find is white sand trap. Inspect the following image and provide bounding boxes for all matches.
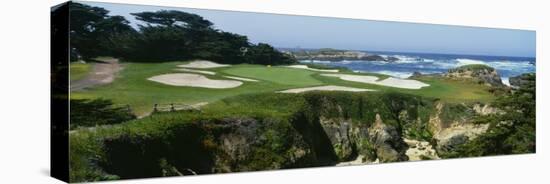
[223,75,259,82]
[278,85,374,93]
[148,73,242,89]
[177,60,229,69]
[175,68,216,75]
[377,77,430,89]
[285,65,339,72]
[321,74,429,89]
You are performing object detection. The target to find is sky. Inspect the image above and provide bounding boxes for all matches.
[81,1,536,58]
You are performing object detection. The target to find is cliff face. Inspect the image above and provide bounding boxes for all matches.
[427,102,499,156]
[72,92,497,182]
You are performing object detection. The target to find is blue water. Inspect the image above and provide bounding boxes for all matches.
[299,51,536,85]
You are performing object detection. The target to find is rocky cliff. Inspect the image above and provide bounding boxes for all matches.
[445,64,503,87]
[70,92,497,182]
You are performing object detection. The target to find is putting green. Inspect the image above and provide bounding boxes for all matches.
[221,65,323,86]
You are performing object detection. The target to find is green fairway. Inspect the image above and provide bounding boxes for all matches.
[70,63,91,81]
[70,61,495,116]
[221,65,323,86]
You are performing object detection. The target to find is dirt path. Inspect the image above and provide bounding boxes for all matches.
[70,58,121,91]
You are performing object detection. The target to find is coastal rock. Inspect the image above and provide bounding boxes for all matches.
[403,138,439,161]
[509,73,535,89]
[472,103,500,115]
[445,64,503,87]
[287,48,397,62]
[319,117,371,161]
[433,123,489,154]
[368,114,408,162]
[411,71,423,78]
[361,55,386,61]
[427,102,490,155]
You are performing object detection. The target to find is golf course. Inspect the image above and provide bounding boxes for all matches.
[64,2,535,182]
[70,59,495,116]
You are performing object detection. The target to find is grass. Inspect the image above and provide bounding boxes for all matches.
[70,62,91,81]
[221,65,323,86]
[70,61,495,116]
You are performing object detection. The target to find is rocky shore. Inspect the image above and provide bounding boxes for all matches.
[282,48,398,62]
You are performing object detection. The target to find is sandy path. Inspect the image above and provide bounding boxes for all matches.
[279,85,374,93]
[178,60,229,68]
[321,74,429,89]
[285,65,339,72]
[70,58,121,91]
[148,73,242,89]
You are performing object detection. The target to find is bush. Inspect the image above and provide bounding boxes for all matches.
[70,98,136,129]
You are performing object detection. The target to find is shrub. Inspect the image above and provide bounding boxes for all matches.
[70,98,136,129]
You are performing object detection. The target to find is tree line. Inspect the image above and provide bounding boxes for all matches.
[69,2,295,65]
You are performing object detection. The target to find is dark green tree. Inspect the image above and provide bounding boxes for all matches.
[246,43,295,65]
[69,3,295,65]
[69,3,135,60]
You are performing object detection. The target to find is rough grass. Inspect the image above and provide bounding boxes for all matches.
[70,62,91,81]
[450,64,495,72]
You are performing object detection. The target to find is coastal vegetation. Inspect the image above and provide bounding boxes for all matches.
[441,73,535,157]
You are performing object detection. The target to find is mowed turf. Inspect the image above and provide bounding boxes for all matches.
[70,61,495,116]
[70,63,91,81]
[70,62,325,115]
[221,65,323,86]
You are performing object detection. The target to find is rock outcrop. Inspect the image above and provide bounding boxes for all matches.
[368,114,409,162]
[428,101,493,155]
[509,73,535,89]
[286,48,397,62]
[74,92,501,182]
[445,64,503,87]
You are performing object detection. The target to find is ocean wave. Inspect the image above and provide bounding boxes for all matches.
[456,58,487,66]
[440,58,535,72]
[502,77,510,86]
[299,60,332,64]
[389,55,424,64]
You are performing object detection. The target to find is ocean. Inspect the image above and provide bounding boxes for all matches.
[299,51,536,86]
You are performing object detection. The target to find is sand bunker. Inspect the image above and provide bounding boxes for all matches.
[148,73,242,89]
[177,60,229,69]
[223,76,259,82]
[285,65,339,72]
[175,68,216,75]
[321,74,429,89]
[279,85,374,93]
